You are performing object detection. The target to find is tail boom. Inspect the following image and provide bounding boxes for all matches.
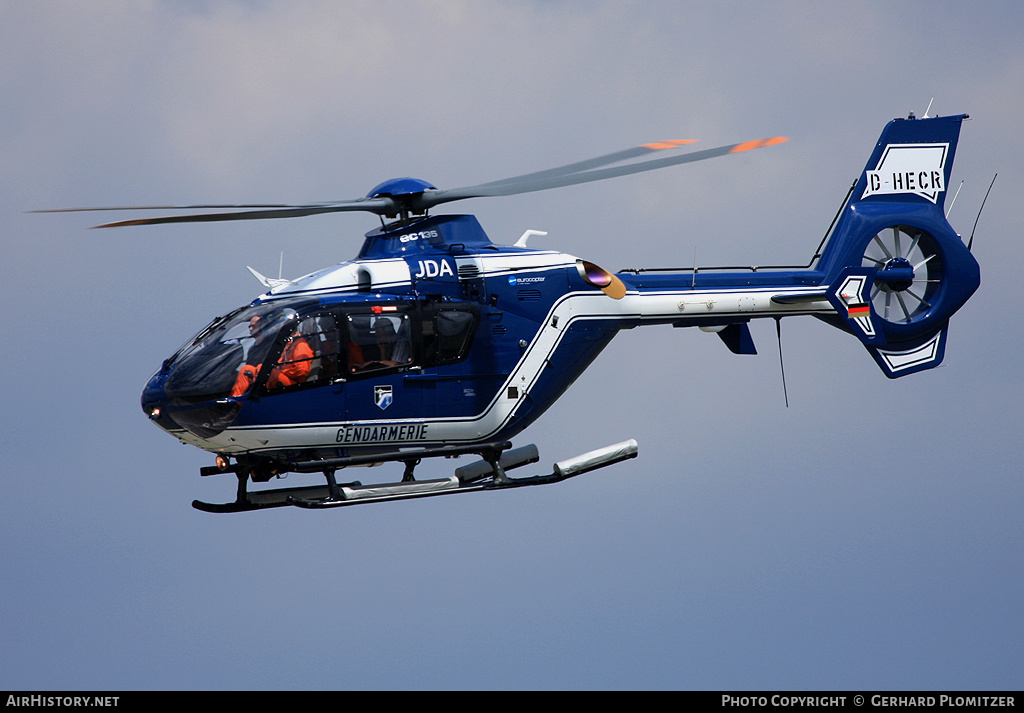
[607,112,980,378]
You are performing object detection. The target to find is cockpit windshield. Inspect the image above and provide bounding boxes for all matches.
[164,301,310,402]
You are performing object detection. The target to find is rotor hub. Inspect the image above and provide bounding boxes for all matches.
[876,256,914,292]
[365,177,437,199]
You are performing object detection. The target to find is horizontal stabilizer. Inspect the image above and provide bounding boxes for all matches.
[771,290,828,304]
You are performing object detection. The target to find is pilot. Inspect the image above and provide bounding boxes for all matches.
[230,315,266,395]
[231,315,274,396]
[244,315,263,350]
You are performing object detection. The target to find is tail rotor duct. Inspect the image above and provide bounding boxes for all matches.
[862,224,944,325]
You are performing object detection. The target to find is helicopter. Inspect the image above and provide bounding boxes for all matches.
[45,111,981,512]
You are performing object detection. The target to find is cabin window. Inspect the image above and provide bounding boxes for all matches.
[339,303,478,380]
[347,311,414,374]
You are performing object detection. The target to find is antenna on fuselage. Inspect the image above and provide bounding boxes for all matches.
[775,317,789,408]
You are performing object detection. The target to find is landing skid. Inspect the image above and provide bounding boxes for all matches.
[192,439,638,513]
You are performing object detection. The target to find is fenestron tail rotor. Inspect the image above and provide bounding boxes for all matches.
[862,224,944,325]
[34,135,787,228]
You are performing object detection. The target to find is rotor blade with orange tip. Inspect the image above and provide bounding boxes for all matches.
[34,135,787,227]
[470,139,699,191]
[729,136,790,153]
[422,136,789,208]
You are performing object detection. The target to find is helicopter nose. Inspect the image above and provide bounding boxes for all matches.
[140,365,243,439]
[141,371,175,430]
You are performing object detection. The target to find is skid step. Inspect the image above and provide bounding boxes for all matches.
[290,476,461,508]
[193,483,344,513]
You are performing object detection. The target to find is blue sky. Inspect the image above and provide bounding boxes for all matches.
[2,0,1022,690]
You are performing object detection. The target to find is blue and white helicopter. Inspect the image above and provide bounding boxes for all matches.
[55,112,981,512]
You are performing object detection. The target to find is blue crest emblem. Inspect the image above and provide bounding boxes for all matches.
[374,385,393,410]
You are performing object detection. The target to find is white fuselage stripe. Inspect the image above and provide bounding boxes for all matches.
[194,280,833,454]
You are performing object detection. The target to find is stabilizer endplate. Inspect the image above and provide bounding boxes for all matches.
[865,325,948,379]
[826,267,887,346]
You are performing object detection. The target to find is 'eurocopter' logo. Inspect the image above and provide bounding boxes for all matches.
[863,143,948,203]
[374,385,393,410]
[508,274,546,286]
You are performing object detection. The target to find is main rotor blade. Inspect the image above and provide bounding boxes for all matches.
[420,136,788,209]
[36,143,700,224]
[44,198,397,228]
[38,134,787,229]
[31,203,296,213]
[473,139,698,190]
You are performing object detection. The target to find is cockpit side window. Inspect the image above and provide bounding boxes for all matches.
[260,314,342,394]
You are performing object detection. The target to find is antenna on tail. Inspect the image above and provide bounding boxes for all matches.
[968,174,997,252]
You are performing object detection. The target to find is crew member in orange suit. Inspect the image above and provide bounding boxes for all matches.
[231,363,260,397]
[266,328,314,390]
[231,323,313,396]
